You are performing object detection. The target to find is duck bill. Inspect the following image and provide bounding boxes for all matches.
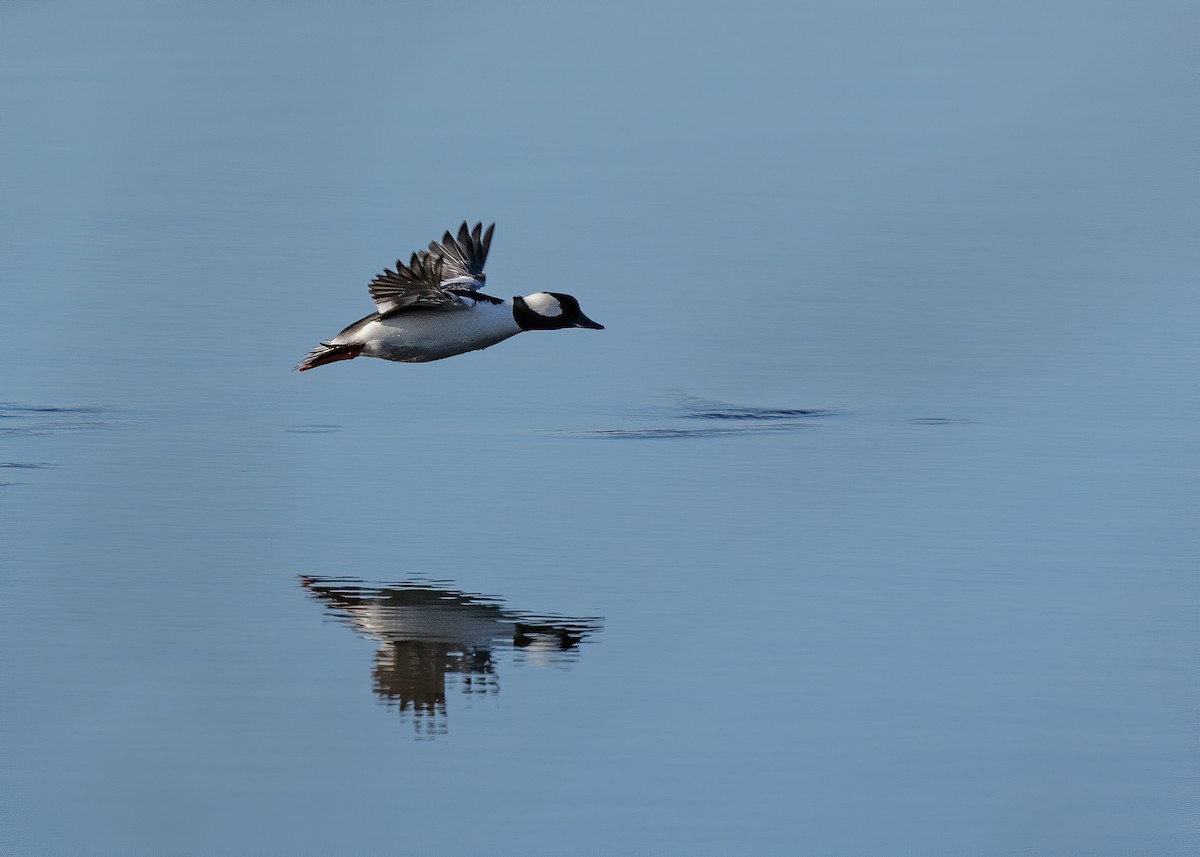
[574,315,605,330]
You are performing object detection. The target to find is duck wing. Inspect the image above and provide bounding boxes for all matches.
[427,221,495,292]
[368,252,464,315]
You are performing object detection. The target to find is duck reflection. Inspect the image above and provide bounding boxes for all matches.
[300,576,601,735]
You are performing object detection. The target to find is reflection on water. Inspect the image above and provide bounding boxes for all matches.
[300,576,601,737]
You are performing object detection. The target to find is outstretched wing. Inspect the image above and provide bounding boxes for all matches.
[368,253,462,315]
[427,221,495,292]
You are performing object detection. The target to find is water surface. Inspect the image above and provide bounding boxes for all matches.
[1,2,1196,855]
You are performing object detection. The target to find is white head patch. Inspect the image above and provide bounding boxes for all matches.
[524,292,563,317]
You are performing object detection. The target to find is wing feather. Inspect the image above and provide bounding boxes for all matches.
[368,252,462,314]
[427,221,495,291]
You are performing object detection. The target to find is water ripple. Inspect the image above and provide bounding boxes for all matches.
[676,397,835,421]
[0,403,110,436]
[558,397,834,439]
[905,418,977,426]
[557,424,804,440]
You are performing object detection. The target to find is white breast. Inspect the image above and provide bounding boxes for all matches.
[347,301,522,363]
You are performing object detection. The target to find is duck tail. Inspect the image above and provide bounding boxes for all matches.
[294,341,365,372]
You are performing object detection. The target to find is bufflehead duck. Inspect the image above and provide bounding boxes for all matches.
[295,222,603,371]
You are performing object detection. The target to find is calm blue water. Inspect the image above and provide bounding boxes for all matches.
[2,2,1197,854]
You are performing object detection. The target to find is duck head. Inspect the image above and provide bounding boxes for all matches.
[514,292,605,331]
